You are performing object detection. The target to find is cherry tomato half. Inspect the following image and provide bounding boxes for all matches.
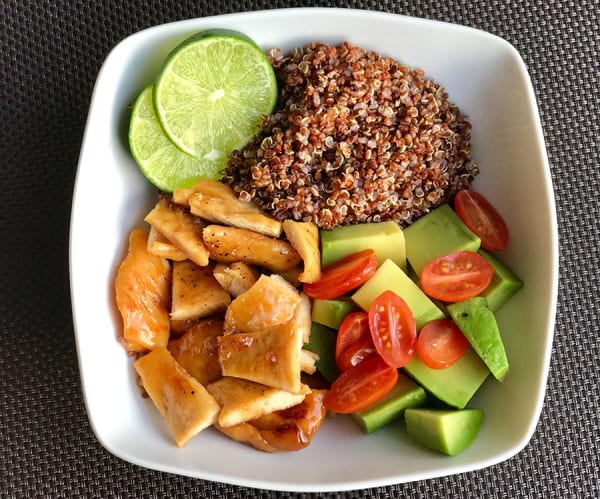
[303,249,378,299]
[420,250,494,302]
[336,335,377,372]
[368,290,417,368]
[323,355,398,414]
[417,319,469,369]
[335,312,370,364]
[454,189,509,251]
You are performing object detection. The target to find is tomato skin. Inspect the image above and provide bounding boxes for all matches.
[324,355,398,414]
[335,312,370,366]
[336,335,377,372]
[417,320,469,369]
[454,189,509,251]
[368,290,417,368]
[420,250,494,302]
[303,249,377,299]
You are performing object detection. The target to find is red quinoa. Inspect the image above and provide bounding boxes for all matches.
[222,42,479,230]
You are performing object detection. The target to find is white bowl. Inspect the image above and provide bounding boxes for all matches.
[70,7,558,492]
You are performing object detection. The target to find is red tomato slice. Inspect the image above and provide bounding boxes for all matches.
[368,290,417,368]
[454,189,509,251]
[303,249,377,299]
[420,250,494,302]
[323,355,398,414]
[336,335,377,372]
[335,311,370,364]
[417,319,469,369]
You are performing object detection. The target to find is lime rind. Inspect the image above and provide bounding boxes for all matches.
[153,30,278,159]
[128,85,226,193]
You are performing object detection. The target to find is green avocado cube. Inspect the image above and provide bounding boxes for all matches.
[311,297,358,330]
[405,408,484,456]
[478,250,523,312]
[303,322,339,383]
[403,204,480,276]
[447,297,509,381]
[404,347,489,408]
[352,259,445,329]
[353,372,426,433]
[320,220,406,269]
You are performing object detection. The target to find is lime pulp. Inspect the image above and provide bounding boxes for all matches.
[128,85,226,193]
[153,29,278,160]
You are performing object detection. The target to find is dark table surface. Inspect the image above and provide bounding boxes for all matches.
[2,1,598,497]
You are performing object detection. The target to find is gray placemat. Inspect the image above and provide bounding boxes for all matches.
[1,1,598,497]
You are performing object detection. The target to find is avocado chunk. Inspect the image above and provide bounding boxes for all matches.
[404,347,489,408]
[303,322,339,383]
[447,297,509,381]
[320,221,406,269]
[404,408,484,456]
[403,204,480,276]
[352,259,445,329]
[353,372,426,433]
[478,250,523,312]
[311,297,358,330]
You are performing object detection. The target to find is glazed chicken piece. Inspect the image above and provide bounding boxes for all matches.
[203,225,301,273]
[224,274,301,333]
[206,376,308,427]
[146,225,187,261]
[167,319,224,386]
[282,219,321,283]
[134,347,220,447]
[182,179,283,238]
[219,293,315,393]
[114,227,171,353]
[170,260,230,321]
[145,196,209,267]
[215,389,328,452]
[212,261,260,297]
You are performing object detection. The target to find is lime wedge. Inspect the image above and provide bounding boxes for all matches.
[153,29,278,159]
[129,85,226,192]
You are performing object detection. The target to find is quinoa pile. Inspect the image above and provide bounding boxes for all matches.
[222,42,479,230]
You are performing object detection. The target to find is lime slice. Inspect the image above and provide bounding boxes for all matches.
[129,85,226,192]
[153,29,278,159]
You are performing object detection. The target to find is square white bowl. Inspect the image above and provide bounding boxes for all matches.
[70,7,558,492]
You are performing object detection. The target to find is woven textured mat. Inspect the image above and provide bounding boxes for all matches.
[1,1,598,497]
